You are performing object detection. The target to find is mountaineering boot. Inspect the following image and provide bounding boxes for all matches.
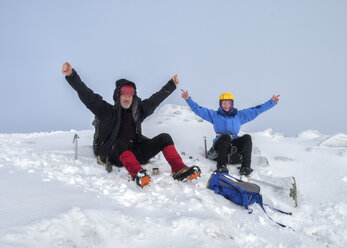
[119,150,143,179]
[162,145,201,181]
[239,166,253,176]
[216,164,229,174]
[135,169,151,188]
[162,145,187,173]
[173,166,201,181]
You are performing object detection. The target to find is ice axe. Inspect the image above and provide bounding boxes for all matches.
[203,136,208,158]
[72,133,79,160]
[243,176,298,207]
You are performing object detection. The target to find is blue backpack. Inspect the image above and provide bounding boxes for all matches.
[207,172,292,228]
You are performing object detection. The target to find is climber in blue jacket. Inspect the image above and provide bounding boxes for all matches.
[181,89,280,176]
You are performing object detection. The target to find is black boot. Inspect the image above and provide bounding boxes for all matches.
[135,169,151,187]
[173,166,201,181]
[216,164,229,174]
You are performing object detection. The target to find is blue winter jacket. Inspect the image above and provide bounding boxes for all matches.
[186,98,277,143]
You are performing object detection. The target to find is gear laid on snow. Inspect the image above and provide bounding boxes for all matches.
[135,169,151,188]
[245,176,298,207]
[207,172,293,229]
[173,166,201,181]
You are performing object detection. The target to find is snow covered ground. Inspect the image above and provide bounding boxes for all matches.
[1,104,346,248]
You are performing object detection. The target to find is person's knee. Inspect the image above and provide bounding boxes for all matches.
[219,134,232,143]
[242,134,252,144]
[158,133,174,146]
[113,138,131,154]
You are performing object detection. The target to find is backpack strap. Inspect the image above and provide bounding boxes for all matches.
[263,203,292,216]
[257,196,294,230]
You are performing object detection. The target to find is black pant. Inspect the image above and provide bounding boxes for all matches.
[213,134,252,168]
[109,133,174,166]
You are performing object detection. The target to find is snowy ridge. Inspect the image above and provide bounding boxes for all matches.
[320,133,347,147]
[1,104,347,248]
[296,129,323,140]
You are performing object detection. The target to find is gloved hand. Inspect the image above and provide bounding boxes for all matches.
[216,164,229,174]
[239,167,253,176]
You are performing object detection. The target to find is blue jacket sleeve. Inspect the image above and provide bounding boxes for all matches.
[186,98,215,123]
[238,99,277,125]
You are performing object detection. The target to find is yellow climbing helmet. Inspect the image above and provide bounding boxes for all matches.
[219,92,234,102]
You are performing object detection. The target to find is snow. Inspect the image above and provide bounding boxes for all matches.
[1,104,347,248]
[320,133,347,148]
[296,130,323,140]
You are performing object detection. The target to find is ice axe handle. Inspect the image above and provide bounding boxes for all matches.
[203,136,207,158]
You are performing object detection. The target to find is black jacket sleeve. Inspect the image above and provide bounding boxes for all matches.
[65,69,113,119]
[140,79,176,119]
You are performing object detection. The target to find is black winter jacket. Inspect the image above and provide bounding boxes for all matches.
[65,69,176,159]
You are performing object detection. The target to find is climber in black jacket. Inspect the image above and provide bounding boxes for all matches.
[62,62,200,187]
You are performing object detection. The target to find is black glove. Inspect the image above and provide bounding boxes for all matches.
[239,167,253,176]
[216,164,229,174]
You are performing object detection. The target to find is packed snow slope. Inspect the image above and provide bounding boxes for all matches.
[0,104,346,248]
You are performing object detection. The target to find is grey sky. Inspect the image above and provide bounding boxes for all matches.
[1,0,346,136]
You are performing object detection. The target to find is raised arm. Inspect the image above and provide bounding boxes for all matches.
[62,62,112,118]
[182,90,215,124]
[238,95,279,124]
[140,75,178,119]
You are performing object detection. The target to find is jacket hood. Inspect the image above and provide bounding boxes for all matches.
[113,79,137,103]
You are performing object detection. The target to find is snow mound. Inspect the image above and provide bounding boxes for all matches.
[254,128,285,138]
[319,133,347,147]
[339,149,347,157]
[2,208,100,248]
[152,104,205,123]
[296,130,322,140]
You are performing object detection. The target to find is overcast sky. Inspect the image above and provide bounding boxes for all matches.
[0,0,346,136]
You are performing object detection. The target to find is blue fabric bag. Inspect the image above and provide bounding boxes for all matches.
[207,172,292,228]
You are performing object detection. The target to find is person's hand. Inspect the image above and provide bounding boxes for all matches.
[272,94,280,103]
[181,89,190,100]
[62,62,73,76]
[172,75,180,86]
